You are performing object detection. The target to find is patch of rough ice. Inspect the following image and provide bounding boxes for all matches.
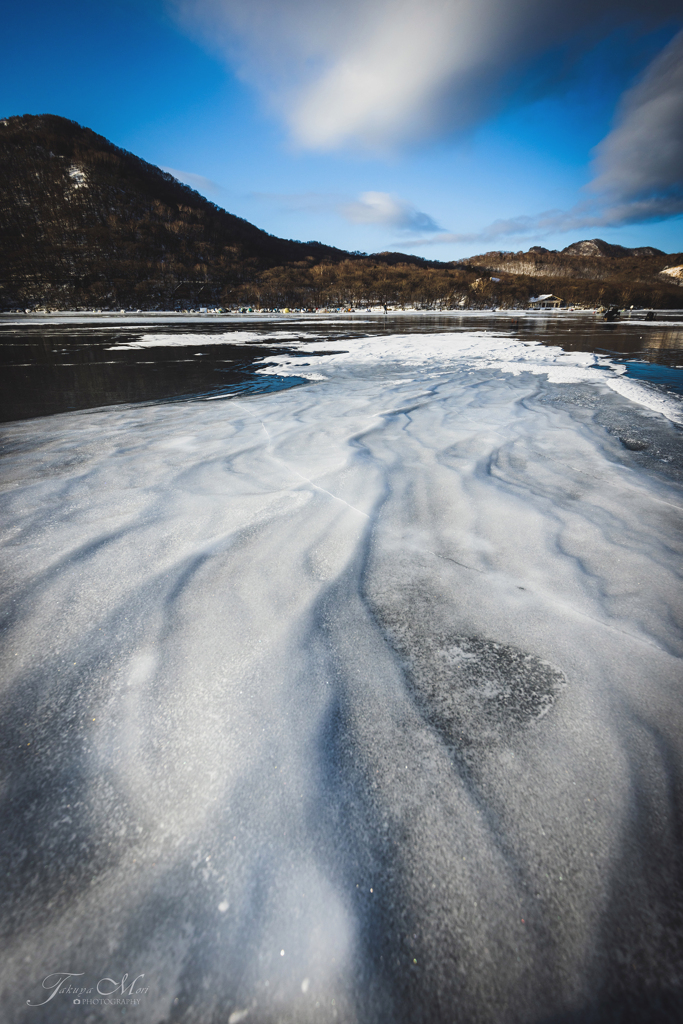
[108,330,305,350]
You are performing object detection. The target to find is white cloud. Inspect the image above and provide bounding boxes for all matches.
[170,3,682,240]
[171,0,680,151]
[251,189,442,232]
[341,192,442,232]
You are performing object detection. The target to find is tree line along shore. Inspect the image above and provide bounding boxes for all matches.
[7,254,681,313]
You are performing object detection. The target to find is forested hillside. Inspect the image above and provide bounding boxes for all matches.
[1,114,681,310]
[0,114,350,309]
[459,239,683,309]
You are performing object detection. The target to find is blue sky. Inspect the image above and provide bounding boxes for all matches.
[3,0,682,258]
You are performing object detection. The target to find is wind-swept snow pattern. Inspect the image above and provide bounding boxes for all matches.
[1,328,683,1023]
[256,331,683,423]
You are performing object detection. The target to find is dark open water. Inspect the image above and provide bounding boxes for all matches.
[1,311,682,422]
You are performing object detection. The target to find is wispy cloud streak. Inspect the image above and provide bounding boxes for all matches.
[590,29,683,218]
[171,3,682,238]
[404,29,683,247]
[172,0,680,151]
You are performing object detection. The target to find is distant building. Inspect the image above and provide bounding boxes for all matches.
[529,294,563,308]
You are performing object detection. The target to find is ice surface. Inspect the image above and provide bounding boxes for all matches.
[255,331,683,423]
[1,329,682,1023]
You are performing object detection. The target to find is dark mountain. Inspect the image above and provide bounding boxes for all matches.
[0,113,353,309]
[1,115,681,310]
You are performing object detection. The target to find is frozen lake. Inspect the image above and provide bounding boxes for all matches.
[1,309,682,422]
[1,313,683,1023]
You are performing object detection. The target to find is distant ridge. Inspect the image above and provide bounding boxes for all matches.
[1,115,681,310]
[561,239,665,259]
[461,237,675,266]
[523,239,666,259]
[458,239,683,305]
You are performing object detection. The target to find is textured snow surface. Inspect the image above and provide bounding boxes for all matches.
[256,331,683,423]
[106,327,683,422]
[1,339,683,1023]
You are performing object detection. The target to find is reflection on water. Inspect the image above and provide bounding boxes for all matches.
[1,311,682,422]
[0,328,307,422]
[634,329,683,356]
